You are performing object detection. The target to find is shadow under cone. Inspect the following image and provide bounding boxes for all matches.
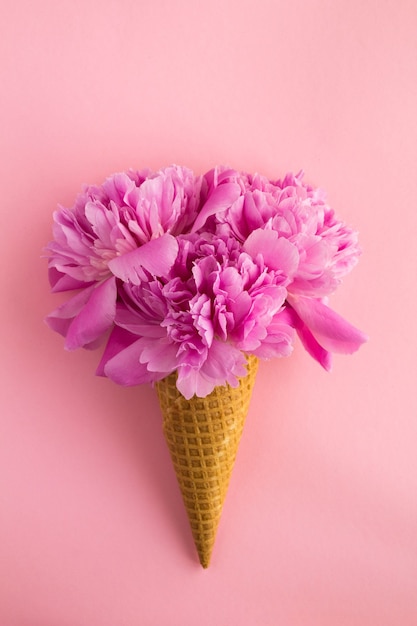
[155,355,258,568]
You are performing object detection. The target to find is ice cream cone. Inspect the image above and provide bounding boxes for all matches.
[155,355,258,568]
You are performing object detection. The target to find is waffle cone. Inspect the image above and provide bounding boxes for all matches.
[155,355,258,568]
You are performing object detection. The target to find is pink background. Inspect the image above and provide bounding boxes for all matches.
[1,1,416,624]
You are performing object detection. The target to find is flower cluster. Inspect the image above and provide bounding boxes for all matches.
[46,165,366,398]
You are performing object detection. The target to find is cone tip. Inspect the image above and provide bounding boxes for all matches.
[198,550,212,569]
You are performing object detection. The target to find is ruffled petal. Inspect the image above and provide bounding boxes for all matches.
[176,340,247,399]
[108,233,178,283]
[252,310,296,359]
[244,229,299,278]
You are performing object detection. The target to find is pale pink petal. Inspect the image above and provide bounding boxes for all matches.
[244,229,299,278]
[108,234,178,283]
[176,366,220,399]
[202,340,247,381]
[176,340,247,399]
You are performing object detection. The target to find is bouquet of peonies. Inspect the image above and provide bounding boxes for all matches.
[46,165,366,567]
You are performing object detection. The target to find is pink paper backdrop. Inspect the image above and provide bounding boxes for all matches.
[1,1,416,624]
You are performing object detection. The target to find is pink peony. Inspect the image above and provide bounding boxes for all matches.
[196,166,366,369]
[46,166,200,350]
[201,167,360,296]
[98,233,296,399]
[46,164,367,395]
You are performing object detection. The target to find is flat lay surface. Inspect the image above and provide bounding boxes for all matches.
[1,1,416,624]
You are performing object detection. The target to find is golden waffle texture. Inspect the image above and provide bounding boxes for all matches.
[155,355,259,568]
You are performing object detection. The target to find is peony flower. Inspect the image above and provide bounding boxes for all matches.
[200,167,361,295]
[46,164,367,395]
[46,166,201,350]
[196,166,366,368]
[98,233,296,399]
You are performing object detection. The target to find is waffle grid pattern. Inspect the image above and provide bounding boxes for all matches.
[155,355,259,568]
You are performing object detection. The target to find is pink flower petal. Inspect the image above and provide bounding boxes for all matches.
[176,367,214,400]
[48,267,91,293]
[252,311,296,359]
[45,284,96,337]
[191,182,242,233]
[115,305,166,338]
[96,326,136,376]
[293,317,333,370]
[65,278,117,350]
[288,295,368,355]
[277,305,332,368]
[176,340,247,399]
[244,229,299,278]
[139,338,179,373]
[103,338,154,386]
[108,233,178,283]
[202,340,247,381]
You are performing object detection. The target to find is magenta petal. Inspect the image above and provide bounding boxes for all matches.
[281,304,332,369]
[65,278,117,350]
[46,315,74,339]
[253,312,296,359]
[103,338,156,386]
[96,326,136,376]
[48,267,91,292]
[294,318,333,370]
[115,305,166,338]
[244,229,299,278]
[45,285,95,337]
[108,234,178,283]
[288,295,368,355]
[176,341,247,399]
[139,338,179,372]
[206,340,247,380]
[191,182,241,233]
